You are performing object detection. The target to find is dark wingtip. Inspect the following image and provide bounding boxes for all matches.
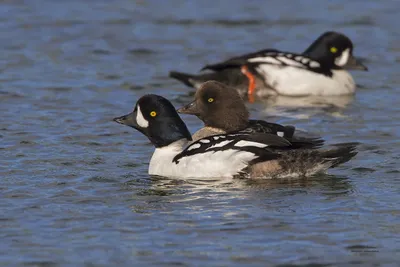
[288,137,325,150]
[200,65,209,71]
[169,71,195,87]
[323,144,359,168]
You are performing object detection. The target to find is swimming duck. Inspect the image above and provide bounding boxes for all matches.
[177,80,323,148]
[170,31,368,100]
[113,94,357,179]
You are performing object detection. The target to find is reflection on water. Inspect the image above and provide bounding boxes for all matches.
[129,173,354,206]
[257,94,355,119]
[146,173,353,192]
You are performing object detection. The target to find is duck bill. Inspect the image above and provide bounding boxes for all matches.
[343,55,368,71]
[113,111,150,136]
[113,109,144,130]
[113,111,137,127]
[177,100,200,116]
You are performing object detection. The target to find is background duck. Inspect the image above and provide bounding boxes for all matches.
[170,31,368,101]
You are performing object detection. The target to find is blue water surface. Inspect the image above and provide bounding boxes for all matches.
[0,0,399,266]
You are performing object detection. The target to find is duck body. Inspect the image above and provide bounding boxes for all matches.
[170,32,368,98]
[178,81,324,148]
[113,94,357,179]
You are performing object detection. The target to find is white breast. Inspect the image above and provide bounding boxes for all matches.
[148,140,257,179]
[255,65,356,96]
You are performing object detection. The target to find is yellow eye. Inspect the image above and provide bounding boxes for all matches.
[150,111,157,117]
[208,98,214,103]
[330,47,338,53]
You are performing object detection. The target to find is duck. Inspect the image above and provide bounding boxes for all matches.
[177,80,323,148]
[113,94,357,179]
[169,31,368,101]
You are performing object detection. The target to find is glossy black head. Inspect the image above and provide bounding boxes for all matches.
[113,94,192,148]
[177,81,249,132]
[303,31,368,71]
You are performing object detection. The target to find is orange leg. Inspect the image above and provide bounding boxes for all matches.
[240,65,256,103]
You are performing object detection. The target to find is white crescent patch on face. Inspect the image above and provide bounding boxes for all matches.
[335,48,350,67]
[136,105,149,128]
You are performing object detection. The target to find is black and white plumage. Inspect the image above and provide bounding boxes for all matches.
[113,94,357,179]
[169,31,368,97]
[177,81,323,149]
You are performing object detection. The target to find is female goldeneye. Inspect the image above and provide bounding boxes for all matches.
[177,80,323,148]
[113,94,357,179]
[169,31,368,100]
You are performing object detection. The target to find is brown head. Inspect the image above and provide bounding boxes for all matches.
[177,81,250,132]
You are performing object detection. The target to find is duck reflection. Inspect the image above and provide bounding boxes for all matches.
[130,173,353,199]
[255,94,355,118]
[125,173,354,216]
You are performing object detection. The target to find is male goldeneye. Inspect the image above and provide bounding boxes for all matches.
[177,80,323,148]
[169,31,368,100]
[113,94,357,179]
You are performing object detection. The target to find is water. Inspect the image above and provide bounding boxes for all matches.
[1,0,399,266]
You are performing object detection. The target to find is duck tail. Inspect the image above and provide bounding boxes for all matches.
[273,143,358,178]
[288,137,325,150]
[169,71,198,87]
[320,143,358,168]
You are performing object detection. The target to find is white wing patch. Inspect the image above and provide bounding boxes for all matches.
[309,61,321,68]
[277,131,285,137]
[187,143,201,151]
[301,58,310,64]
[235,141,268,148]
[207,140,234,149]
[247,53,320,70]
[136,105,149,128]
[277,57,304,67]
[248,56,281,65]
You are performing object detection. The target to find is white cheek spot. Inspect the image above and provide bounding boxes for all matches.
[277,131,284,137]
[188,143,201,151]
[309,61,320,68]
[200,139,210,143]
[235,141,268,148]
[335,48,350,67]
[136,105,149,128]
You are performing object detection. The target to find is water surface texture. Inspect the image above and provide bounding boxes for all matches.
[1,0,400,266]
